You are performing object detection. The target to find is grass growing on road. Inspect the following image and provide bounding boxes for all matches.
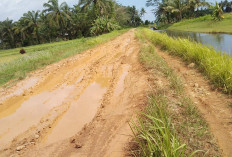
[139,28,232,94]
[167,13,232,34]
[0,29,128,86]
[130,31,220,156]
[130,95,188,157]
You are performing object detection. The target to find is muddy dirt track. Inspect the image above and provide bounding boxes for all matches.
[1,29,232,157]
[0,30,150,157]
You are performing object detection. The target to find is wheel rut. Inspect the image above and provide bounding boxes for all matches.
[0,30,151,157]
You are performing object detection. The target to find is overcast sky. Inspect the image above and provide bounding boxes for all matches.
[0,0,221,22]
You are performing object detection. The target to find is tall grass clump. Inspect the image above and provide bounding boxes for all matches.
[140,28,232,93]
[130,95,200,157]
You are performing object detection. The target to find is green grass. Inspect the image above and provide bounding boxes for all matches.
[167,13,232,33]
[0,29,128,86]
[129,30,221,156]
[130,95,189,157]
[130,46,187,157]
[139,28,232,94]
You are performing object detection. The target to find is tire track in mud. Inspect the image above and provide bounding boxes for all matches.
[0,30,151,157]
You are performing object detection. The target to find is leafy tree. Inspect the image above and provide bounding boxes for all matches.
[0,0,143,49]
[21,11,41,44]
[90,16,120,35]
[145,20,150,25]
[114,4,131,26]
[170,0,189,20]
[127,6,142,26]
[43,0,70,37]
[147,0,210,23]
[140,8,147,21]
[78,0,114,17]
[212,2,224,21]
[219,0,232,13]
[0,19,16,48]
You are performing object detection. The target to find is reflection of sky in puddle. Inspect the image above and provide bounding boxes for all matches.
[160,30,232,54]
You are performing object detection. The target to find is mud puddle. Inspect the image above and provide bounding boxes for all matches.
[0,30,146,157]
[0,85,75,149]
[0,77,40,103]
[42,80,108,146]
[114,65,131,96]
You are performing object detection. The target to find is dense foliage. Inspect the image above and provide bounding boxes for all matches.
[146,0,211,24]
[147,0,232,24]
[212,2,224,20]
[219,0,232,12]
[0,0,144,49]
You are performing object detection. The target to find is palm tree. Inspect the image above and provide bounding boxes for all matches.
[127,6,142,26]
[21,11,41,44]
[187,0,209,17]
[154,0,173,23]
[220,0,232,12]
[43,0,70,37]
[212,2,224,21]
[0,19,17,48]
[78,0,113,17]
[140,8,146,22]
[168,0,188,21]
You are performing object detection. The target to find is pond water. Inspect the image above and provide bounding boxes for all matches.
[157,30,232,54]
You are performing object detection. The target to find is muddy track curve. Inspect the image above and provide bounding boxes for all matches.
[0,30,151,157]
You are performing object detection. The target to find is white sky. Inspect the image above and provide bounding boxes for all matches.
[0,0,222,22]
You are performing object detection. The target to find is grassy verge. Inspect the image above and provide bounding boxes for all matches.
[167,13,232,34]
[129,30,220,156]
[157,23,172,30]
[139,28,232,94]
[0,29,128,86]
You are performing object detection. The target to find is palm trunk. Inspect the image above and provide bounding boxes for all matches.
[179,10,182,21]
[36,27,41,44]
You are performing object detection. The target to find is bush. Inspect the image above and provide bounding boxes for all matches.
[212,2,224,21]
[19,49,26,54]
[90,16,121,36]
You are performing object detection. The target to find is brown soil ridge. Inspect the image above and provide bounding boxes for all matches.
[155,48,232,157]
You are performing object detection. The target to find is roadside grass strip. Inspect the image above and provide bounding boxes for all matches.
[139,28,232,94]
[130,32,221,156]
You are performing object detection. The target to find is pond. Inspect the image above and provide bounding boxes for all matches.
[157,30,232,54]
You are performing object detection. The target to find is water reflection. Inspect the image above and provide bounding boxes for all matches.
[157,30,232,54]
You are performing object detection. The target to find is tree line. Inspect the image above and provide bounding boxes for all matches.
[219,0,232,12]
[146,0,232,24]
[0,0,147,49]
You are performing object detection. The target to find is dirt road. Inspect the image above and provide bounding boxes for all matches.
[0,30,150,157]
